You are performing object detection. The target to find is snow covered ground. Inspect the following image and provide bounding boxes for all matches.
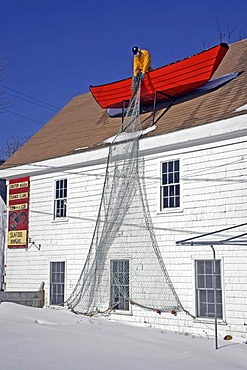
[0,302,246,370]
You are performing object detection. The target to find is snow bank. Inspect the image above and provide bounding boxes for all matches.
[0,303,246,370]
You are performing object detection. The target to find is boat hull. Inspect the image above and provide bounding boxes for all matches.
[90,43,229,109]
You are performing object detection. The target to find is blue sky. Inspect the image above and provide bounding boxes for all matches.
[1,0,247,153]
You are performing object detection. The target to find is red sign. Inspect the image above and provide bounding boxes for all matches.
[8,177,30,248]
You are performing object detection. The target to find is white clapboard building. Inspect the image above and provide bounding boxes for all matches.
[0,195,6,290]
[1,38,247,340]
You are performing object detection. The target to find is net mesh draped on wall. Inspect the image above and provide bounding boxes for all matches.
[66,81,182,315]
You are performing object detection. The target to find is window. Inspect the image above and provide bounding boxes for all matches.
[54,179,67,219]
[160,159,180,210]
[110,260,129,311]
[195,260,222,319]
[50,261,65,305]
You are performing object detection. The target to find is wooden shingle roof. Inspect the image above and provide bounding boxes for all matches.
[1,38,247,170]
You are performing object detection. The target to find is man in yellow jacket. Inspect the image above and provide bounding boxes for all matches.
[132,46,152,94]
[132,46,152,80]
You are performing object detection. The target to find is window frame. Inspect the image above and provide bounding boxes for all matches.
[53,178,68,221]
[49,261,66,306]
[195,259,223,320]
[110,259,130,312]
[159,158,182,213]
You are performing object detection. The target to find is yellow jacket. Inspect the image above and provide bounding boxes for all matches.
[133,49,152,76]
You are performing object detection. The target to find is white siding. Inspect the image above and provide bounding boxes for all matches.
[135,134,247,338]
[4,117,247,339]
[6,164,106,301]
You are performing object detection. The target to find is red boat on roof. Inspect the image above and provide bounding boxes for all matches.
[90,43,229,109]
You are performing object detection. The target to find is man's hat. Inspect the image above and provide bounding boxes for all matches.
[132,46,139,55]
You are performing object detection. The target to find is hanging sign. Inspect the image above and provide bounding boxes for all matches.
[8,177,30,248]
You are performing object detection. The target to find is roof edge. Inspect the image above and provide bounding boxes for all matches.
[1,113,247,180]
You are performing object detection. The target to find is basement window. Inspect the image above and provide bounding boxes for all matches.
[195,260,223,319]
[110,260,129,311]
[50,261,65,305]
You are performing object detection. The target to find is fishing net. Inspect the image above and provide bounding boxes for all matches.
[66,80,182,315]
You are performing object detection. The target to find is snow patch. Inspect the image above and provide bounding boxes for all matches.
[104,125,156,144]
[235,104,247,112]
[74,146,90,151]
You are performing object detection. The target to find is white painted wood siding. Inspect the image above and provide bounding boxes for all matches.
[4,116,247,339]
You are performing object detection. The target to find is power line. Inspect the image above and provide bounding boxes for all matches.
[4,109,44,125]
[5,91,59,112]
[0,84,61,110]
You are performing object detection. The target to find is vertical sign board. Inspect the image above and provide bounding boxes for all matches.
[8,177,30,248]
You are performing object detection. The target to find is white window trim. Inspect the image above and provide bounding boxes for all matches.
[109,258,132,315]
[191,256,226,324]
[52,177,68,223]
[157,157,183,214]
[49,259,67,306]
